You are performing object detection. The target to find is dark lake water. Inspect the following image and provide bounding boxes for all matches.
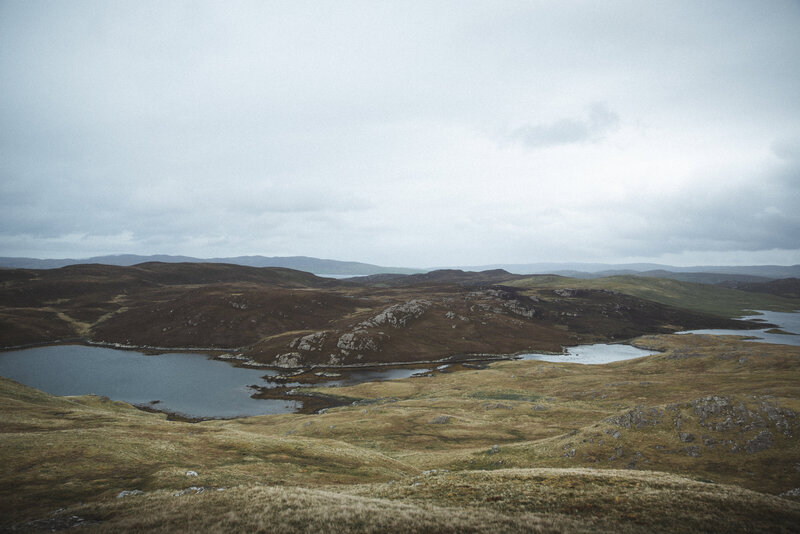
[3,310,796,419]
[0,345,438,419]
[0,345,296,419]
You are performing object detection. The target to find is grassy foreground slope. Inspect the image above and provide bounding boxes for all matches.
[506,274,800,317]
[2,333,800,532]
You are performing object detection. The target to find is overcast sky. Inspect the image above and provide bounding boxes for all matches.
[1,1,799,267]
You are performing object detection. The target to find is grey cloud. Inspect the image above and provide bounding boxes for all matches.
[609,152,800,257]
[512,103,619,149]
[2,2,800,266]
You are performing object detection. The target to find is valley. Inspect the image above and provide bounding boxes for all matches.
[0,263,775,367]
[1,263,800,532]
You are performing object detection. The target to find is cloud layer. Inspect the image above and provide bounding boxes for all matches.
[1,1,799,266]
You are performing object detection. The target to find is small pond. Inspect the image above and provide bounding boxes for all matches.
[518,343,658,364]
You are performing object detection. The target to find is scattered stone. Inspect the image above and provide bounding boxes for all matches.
[780,487,800,498]
[116,490,144,499]
[431,415,451,424]
[745,430,774,454]
[174,486,206,497]
[422,469,449,476]
[19,514,100,531]
[625,451,643,469]
[482,402,513,410]
[532,405,549,411]
[674,416,682,430]
[487,444,500,455]
[607,406,663,429]
[684,446,701,457]
[679,432,695,443]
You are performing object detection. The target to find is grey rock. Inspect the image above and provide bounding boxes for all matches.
[173,486,205,497]
[679,432,695,443]
[684,446,701,457]
[289,331,328,352]
[116,490,144,499]
[272,352,303,368]
[607,406,663,429]
[780,487,800,497]
[359,300,431,329]
[482,402,513,410]
[431,415,451,424]
[745,430,773,454]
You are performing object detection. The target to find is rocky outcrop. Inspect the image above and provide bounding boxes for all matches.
[336,331,386,354]
[289,331,328,352]
[688,395,795,437]
[607,406,664,429]
[272,352,303,368]
[358,300,432,329]
[745,430,774,454]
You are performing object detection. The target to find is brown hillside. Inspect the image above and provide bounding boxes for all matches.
[0,263,764,365]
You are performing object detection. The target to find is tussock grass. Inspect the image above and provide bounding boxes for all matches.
[50,485,594,534]
[3,332,800,532]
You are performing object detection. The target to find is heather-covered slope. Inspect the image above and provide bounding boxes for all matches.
[0,264,765,368]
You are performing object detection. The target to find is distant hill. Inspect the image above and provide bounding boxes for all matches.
[3,255,799,282]
[453,263,800,281]
[344,268,525,287]
[557,270,774,285]
[506,274,800,318]
[0,255,420,276]
[717,278,800,300]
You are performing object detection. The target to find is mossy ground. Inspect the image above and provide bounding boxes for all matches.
[2,333,800,532]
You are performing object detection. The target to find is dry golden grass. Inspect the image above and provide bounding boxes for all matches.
[18,469,800,534]
[2,333,800,532]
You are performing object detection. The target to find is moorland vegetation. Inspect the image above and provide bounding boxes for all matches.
[1,263,799,532]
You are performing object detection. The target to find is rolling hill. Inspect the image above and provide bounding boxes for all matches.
[0,264,771,366]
